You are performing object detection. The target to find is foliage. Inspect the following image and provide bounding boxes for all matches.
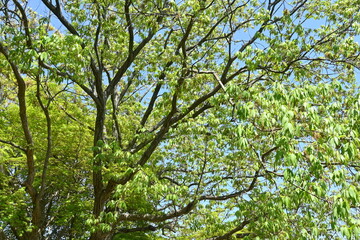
[0,0,359,239]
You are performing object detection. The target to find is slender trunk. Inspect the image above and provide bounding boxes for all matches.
[20,199,43,240]
[90,105,111,240]
[0,26,45,240]
[92,106,106,217]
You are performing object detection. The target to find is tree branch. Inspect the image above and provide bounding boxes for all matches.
[125,0,134,54]
[200,169,260,201]
[35,72,52,199]
[41,0,79,36]
[13,0,32,47]
[206,219,253,240]
[0,42,36,199]
[0,139,26,152]
[106,29,157,97]
[117,200,197,222]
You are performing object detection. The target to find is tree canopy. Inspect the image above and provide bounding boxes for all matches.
[0,0,360,239]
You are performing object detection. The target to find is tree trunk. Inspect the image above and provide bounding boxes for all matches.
[90,105,108,240]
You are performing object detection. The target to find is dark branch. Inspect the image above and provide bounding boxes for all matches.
[206,219,253,240]
[41,0,79,36]
[0,139,26,152]
[117,200,197,222]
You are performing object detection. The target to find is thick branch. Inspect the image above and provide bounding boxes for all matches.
[140,83,162,126]
[125,0,134,54]
[41,0,79,36]
[106,30,156,97]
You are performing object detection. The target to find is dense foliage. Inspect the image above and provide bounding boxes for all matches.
[0,0,360,239]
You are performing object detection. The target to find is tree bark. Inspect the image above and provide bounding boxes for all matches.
[89,104,109,240]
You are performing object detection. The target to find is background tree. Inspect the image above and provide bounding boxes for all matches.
[0,0,359,239]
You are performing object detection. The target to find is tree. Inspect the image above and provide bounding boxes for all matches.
[0,0,359,239]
